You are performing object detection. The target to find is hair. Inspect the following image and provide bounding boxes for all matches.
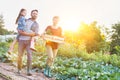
[53,16,59,19]
[15,8,26,24]
[31,9,38,14]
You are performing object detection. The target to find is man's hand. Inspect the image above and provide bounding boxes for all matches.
[18,30,35,37]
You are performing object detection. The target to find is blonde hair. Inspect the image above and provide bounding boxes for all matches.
[53,16,60,19]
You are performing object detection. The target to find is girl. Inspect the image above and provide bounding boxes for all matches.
[8,8,36,54]
[43,16,63,77]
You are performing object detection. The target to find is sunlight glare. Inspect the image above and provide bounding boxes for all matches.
[61,19,80,32]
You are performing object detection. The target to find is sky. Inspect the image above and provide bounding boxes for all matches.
[0,0,120,34]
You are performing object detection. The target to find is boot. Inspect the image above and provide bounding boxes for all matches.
[43,65,48,76]
[27,69,32,76]
[17,69,21,74]
[48,66,52,78]
[44,65,52,78]
[27,65,32,76]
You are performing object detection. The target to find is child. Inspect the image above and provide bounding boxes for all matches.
[8,8,36,54]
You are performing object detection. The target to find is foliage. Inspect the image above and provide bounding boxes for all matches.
[64,21,105,53]
[6,49,120,80]
[0,14,15,35]
[110,22,120,54]
[58,43,120,68]
[4,39,120,67]
[0,42,9,62]
[0,14,6,35]
[0,38,120,79]
[78,21,105,53]
[53,57,120,80]
[0,14,10,35]
[58,43,86,58]
[114,46,120,56]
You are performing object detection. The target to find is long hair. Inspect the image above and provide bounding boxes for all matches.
[15,8,26,24]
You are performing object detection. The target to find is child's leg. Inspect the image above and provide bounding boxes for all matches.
[30,37,36,52]
[8,39,17,54]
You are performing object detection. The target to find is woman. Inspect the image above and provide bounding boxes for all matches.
[43,16,63,77]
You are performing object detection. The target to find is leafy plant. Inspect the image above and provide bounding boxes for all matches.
[114,45,120,56]
[0,42,9,62]
[2,39,120,80]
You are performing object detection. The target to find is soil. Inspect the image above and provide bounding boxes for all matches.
[0,76,7,80]
[0,62,55,80]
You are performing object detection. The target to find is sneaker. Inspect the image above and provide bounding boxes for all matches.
[8,51,12,54]
[30,47,37,52]
[27,72,32,76]
[17,70,21,74]
[8,46,14,54]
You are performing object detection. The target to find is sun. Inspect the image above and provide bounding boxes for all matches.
[61,19,80,32]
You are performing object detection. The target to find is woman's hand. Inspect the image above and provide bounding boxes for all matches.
[41,34,45,40]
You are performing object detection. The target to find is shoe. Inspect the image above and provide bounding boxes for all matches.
[43,65,48,76]
[27,69,32,76]
[8,46,14,54]
[27,72,32,76]
[44,65,52,78]
[30,47,37,52]
[8,49,12,54]
[47,67,52,78]
[8,51,12,54]
[17,70,21,74]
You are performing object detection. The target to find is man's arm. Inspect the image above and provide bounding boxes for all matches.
[18,30,36,37]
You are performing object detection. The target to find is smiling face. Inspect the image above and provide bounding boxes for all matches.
[31,10,38,20]
[21,10,27,16]
[52,16,60,25]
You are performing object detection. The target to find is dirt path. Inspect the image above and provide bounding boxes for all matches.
[0,62,55,80]
[0,76,7,80]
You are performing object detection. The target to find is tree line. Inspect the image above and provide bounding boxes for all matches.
[0,14,15,35]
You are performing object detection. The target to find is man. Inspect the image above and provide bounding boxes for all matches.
[17,9,39,76]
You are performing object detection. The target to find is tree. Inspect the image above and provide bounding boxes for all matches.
[64,21,105,53]
[0,14,15,35]
[110,22,120,54]
[0,14,6,35]
[77,21,104,53]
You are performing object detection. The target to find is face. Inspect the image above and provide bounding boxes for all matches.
[53,17,60,25]
[31,11,38,20]
[21,10,27,16]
